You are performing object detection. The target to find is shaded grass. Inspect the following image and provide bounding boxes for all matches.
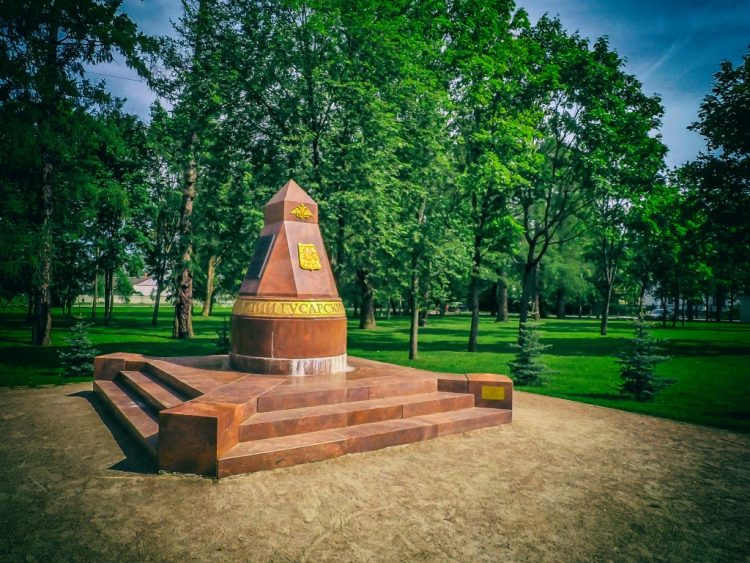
[1,306,749,433]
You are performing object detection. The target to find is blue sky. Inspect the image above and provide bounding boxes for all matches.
[89,0,750,168]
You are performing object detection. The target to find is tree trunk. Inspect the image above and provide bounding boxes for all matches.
[91,267,97,319]
[151,280,163,326]
[358,272,376,330]
[638,282,647,315]
[519,262,534,325]
[600,281,613,336]
[495,273,508,322]
[201,254,217,317]
[532,264,541,321]
[26,290,33,322]
[680,297,686,327]
[173,156,197,339]
[467,274,480,352]
[103,267,114,325]
[31,20,59,346]
[661,295,668,328]
[556,286,566,319]
[408,269,419,360]
[715,286,724,322]
[488,283,497,318]
[31,158,53,345]
[705,292,711,322]
[687,298,694,321]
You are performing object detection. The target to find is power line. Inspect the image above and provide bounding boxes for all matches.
[86,70,146,83]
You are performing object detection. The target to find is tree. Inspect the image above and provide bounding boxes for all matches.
[688,48,750,311]
[509,322,549,386]
[0,0,155,344]
[513,21,664,337]
[140,103,182,326]
[58,320,99,377]
[619,316,670,401]
[445,0,534,352]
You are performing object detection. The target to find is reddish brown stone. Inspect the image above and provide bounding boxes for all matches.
[94,353,145,380]
[366,377,437,399]
[195,375,282,419]
[346,418,438,454]
[466,373,513,410]
[346,385,370,402]
[401,392,474,417]
[230,180,347,375]
[158,401,241,477]
[230,316,347,359]
[118,371,186,411]
[419,407,512,437]
[256,384,349,412]
[218,429,348,476]
[435,373,469,394]
[94,380,158,460]
[241,407,347,441]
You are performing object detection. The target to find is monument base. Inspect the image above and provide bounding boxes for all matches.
[229,352,348,376]
[92,354,513,478]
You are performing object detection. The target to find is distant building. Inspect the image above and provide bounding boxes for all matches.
[130,276,158,297]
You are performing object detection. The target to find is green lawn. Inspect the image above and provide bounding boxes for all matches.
[1,306,749,433]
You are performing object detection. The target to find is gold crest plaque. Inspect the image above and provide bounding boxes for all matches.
[290,204,313,220]
[481,385,505,401]
[298,243,322,270]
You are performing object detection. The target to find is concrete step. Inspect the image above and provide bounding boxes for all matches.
[240,391,475,441]
[256,376,438,413]
[93,380,159,460]
[219,407,510,476]
[118,370,188,412]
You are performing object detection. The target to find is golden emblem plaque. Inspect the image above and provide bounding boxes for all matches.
[481,385,505,401]
[290,203,313,220]
[298,243,322,270]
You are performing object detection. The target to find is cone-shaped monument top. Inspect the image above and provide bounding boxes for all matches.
[264,179,319,225]
[237,179,338,298]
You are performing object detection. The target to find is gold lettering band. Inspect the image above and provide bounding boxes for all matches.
[232,298,345,318]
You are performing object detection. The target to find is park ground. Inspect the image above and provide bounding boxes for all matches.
[0,383,748,561]
[1,307,749,560]
[1,306,749,432]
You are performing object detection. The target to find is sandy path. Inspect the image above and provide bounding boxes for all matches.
[0,383,748,562]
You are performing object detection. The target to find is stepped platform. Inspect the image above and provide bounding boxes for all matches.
[93,353,512,478]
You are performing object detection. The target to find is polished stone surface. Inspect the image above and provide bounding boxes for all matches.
[93,353,513,477]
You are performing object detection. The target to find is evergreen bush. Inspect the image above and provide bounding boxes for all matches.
[619,316,671,401]
[58,320,99,378]
[509,322,550,386]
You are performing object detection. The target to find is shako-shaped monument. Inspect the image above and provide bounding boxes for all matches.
[230,179,347,375]
[92,179,513,478]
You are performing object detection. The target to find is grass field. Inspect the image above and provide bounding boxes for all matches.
[1,305,749,433]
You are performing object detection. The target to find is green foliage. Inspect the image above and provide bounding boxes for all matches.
[58,321,99,378]
[509,322,550,386]
[215,316,230,354]
[618,317,671,401]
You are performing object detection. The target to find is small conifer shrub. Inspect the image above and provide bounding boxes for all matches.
[509,322,549,386]
[619,316,671,401]
[58,320,99,378]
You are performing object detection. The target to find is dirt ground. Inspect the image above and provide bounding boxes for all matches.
[0,384,748,562]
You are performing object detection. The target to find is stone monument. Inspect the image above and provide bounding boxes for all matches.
[230,180,347,375]
[92,180,513,478]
